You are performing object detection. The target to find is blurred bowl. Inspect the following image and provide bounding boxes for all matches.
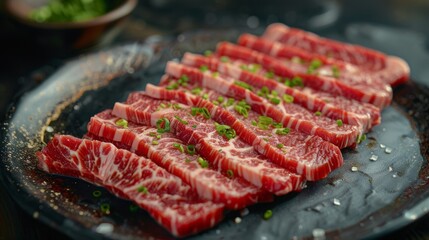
[5,0,137,52]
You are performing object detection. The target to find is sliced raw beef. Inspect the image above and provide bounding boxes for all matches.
[87,110,271,209]
[216,42,392,108]
[238,33,408,91]
[112,93,304,194]
[165,61,360,148]
[36,135,224,237]
[145,83,343,181]
[182,52,380,131]
[262,23,410,86]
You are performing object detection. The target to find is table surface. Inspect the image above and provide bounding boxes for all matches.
[1,1,429,239]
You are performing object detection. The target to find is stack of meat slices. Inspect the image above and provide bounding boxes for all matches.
[37,23,410,237]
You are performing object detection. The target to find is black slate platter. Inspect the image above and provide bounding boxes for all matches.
[1,25,429,240]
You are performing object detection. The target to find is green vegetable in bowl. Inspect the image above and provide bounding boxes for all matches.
[30,0,110,23]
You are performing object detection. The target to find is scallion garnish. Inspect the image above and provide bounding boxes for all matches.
[265,71,275,79]
[173,143,185,153]
[191,107,211,119]
[234,80,253,90]
[100,203,110,214]
[336,119,343,127]
[332,65,340,78]
[270,97,281,105]
[186,145,196,155]
[226,169,234,178]
[215,123,237,140]
[283,94,294,103]
[263,210,273,220]
[129,204,139,212]
[115,119,128,128]
[275,128,290,135]
[137,186,148,194]
[199,65,208,72]
[307,59,322,74]
[234,100,251,118]
[204,50,213,56]
[220,56,230,63]
[202,93,209,100]
[276,143,284,149]
[257,86,270,98]
[197,157,209,168]
[257,116,273,130]
[152,140,159,145]
[191,87,202,95]
[156,118,170,133]
[166,82,179,90]
[174,115,188,125]
[92,190,101,198]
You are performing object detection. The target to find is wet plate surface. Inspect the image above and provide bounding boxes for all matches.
[1,26,429,239]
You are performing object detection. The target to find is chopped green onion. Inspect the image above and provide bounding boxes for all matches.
[283,94,294,103]
[272,122,283,128]
[217,96,224,103]
[265,71,275,79]
[357,134,367,144]
[92,190,101,198]
[152,140,159,145]
[191,107,211,119]
[263,209,273,220]
[314,111,322,116]
[173,143,185,153]
[156,118,170,133]
[307,59,322,74]
[251,120,257,126]
[257,86,270,98]
[257,116,273,130]
[291,56,303,64]
[204,50,213,56]
[213,100,219,105]
[234,80,253,90]
[275,128,290,135]
[276,143,284,149]
[185,158,191,163]
[202,93,209,100]
[191,87,202,95]
[186,145,196,155]
[115,119,128,128]
[226,169,234,178]
[270,97,281,105]
[224,98,235,107]
[137,186,148,194]
[197,157,209,168]
[192,124,197,129]
[100,203,110,214]
[332,65,340,78]
[149,132,157,137]
[160,103,167,108]
[291,76,304,87]
[215,123,237,140]
[178,75,189,86]
[166,82,179,90]
[174,115,188,125]
[172,103,182,110]
[199,65,208,72]
[220,56,230,63]
[336,119,343,127]
[234,100,251,118]
[212,72,219,77]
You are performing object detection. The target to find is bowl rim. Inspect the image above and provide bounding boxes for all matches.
[5,0,138,29]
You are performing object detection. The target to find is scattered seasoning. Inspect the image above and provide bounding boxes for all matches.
[226,169,234,178]
[173,143,185,153]
[234,217,242,224]
[314,111,322,116]
[234,100,251,118]
[369,155,378,161]
[220,56,230,63]
[380,144,386,149]
[151,140,159,145]
[174,115,188,125]
[333,198,341,206]
[156,118,170,133]
[191,87,202,95]
[100,203,110,214]
[204,50,213,56]
[332,65,340,78]
[234,80,253,90]
[191,107,211,119]
[276,143,284,149]
[263,210,273,220]
[215,123,237,140]
[137,186,148,194]
[351,166,358,172]
[186,145,196,155]
[312,228,325,239]
[199,65,209,72]
[275,128,290,135]
[240,208,250,217]
[307,59,322,74]
[283,94,294,103]
[336,119,343,127]
[197,157,209,168]
[115,119,128,128]
[92,190,102,198]
[385,147,392,154]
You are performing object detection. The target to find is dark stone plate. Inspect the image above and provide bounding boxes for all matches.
[1,26,428,239]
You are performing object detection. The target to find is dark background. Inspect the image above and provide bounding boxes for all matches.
[1,0,429,239]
